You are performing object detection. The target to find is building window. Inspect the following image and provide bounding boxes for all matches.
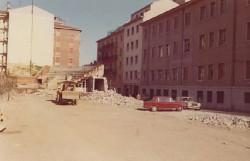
[152,24,156,36]
[209,32,215,47]
[136,40,139,49]
[135,56,138,64]
[159,22,163,33]
[198,66,205,81]
[130,71,133,80]
[247,22,250,40]
[130,57,134,65]
[174,17,179,29]
[173,41,178,55]
[182,90,189,97]
[126,43,129,51]
[55,57,60,63]
[217,91,224,103]
[126,72,128,80]
[127,29,130,37]
[143,49,147,61]
[218,63,225,80]
[219,29,226,45]
[150,89,154,98]
[208,64,214,80]
[131,26,134,35]
[163,89,169,96]
[207,91,213,103]
[151,70,155,81]
[246,61,250,79]
[142,89,146,96]
[166,20,170,32]
[199,34,206,49]
[152,47,155,58]
[220,0,226,14]
[184,12,191,26]
[126,57,129,65]
[156,89,161,96]
[183,67,188,81]
[210,2,216,17]
[134,71,138,80]
[165,69,170,81]
[171,90,177,100]
[158,70,163,80]
[166,44,170,56]
[68,58,73,64]
[197,91,204,102]
[245,92,250,103]
[136,25,139,33]
[184,39,190,52]
[172,68,178,81]
[144,28,147,39]
[200,6,206,21]
[159,45,163,57]
[131,41,134,50]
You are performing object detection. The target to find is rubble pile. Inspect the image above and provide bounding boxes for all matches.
[188,113,250,129]
[81,90,143,108]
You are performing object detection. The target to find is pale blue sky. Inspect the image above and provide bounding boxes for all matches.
[0,0,152,65]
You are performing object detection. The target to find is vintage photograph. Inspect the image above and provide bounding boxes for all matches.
[0,0,250,161]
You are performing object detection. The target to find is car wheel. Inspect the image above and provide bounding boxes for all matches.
[151,106,157,112]
[177,106,183,111]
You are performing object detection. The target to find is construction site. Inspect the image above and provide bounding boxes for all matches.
[0,1,250,161]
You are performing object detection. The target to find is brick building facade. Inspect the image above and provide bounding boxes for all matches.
[97,27,124,93]
[141,0,250,112]
[54,18,81,68]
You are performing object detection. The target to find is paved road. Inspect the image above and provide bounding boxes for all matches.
[1,95,250,161]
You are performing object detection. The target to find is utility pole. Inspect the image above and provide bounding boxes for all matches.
[29,0,34,76]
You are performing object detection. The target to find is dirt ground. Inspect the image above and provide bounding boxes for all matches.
[0,95,250,161]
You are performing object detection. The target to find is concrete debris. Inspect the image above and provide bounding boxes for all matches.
[81,90,143,108]
[188,113,250,129]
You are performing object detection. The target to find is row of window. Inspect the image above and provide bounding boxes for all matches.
[125,70,138,80]
[127,25,140,37]
[199,0,226,21]
[126,56,138,66]
[144,0,228,38]
[143,28,227,59]
[143,63,226,82]
[126,40,139,51]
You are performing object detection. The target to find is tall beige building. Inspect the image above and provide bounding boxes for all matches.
[141,0,250,112]
[123,0,179,96]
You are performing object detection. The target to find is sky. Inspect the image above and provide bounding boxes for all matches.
[0,0,152,65]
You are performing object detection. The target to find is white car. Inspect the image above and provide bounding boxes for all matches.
[177,97,201,110]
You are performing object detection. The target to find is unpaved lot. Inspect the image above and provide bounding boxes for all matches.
[0,95,250,161]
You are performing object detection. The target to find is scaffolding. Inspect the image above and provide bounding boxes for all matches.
[0,11,8,74]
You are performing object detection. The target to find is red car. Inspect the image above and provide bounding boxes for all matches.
[143,96,183,112]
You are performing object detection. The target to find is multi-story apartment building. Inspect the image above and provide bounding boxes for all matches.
[123,0,179,96]
[54,18,81,68]
[97,27,124,93]
[141,0,250,112]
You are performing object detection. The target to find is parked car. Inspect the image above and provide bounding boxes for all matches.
[143,96,184,112]
[176,97,201,110]
[56,81,80,105]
